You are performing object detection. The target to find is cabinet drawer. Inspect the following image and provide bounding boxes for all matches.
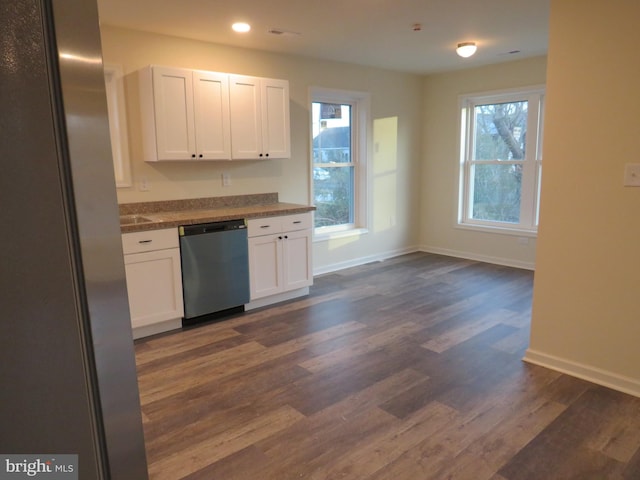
[247,216,283,237]
[122,228,179,254]
[281,213,312,231]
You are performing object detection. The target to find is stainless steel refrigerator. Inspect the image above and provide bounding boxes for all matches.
[0,1,148,478]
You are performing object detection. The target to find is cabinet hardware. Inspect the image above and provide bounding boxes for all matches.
[260,225,270,229]
[138,240,153,244]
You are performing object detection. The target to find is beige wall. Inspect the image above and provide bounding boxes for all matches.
[527,1,640,394]
[420,56,547,269]
[100,26,423,271]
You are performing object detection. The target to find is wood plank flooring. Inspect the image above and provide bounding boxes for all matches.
[134,252,640,479]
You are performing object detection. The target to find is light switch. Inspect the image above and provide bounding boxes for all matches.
[624,163,640,187]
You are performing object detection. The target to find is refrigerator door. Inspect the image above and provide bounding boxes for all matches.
[0,1,148,479]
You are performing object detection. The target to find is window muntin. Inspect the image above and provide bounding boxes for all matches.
[460,88,544,232]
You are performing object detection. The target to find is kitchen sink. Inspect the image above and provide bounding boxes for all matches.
[120,214,153,225]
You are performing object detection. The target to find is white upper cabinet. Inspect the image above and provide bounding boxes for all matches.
[140,66,290,162]
[146,66,196,160]
[140,66,231,161]
[193,70,232,160]
[229,75,291,160]
[262,79,291,158]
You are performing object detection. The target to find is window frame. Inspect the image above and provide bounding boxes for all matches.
[104,64,132,188]
[309,87,370,240]
[458,85,545,235]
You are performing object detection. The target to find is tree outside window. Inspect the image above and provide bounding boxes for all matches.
[459,87,544,232]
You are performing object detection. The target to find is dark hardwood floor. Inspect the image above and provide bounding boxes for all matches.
[134,252,640,479]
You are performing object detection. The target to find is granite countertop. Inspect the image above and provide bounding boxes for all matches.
[120,193,315,233]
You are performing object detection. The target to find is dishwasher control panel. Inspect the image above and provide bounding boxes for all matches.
[179,219,246,236]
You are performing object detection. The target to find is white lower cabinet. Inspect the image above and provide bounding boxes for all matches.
[248,233,283,299]
[122,228,184,338]
[247,213,313,303]
[281,229,314,290]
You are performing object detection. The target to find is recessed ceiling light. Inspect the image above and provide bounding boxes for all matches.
[232,22,251,33]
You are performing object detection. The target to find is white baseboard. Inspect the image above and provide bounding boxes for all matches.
[524,349,640,398]
[245,287,310,311]
[313,246,419,276]
[419,245,535,271]
[132,318,182,340]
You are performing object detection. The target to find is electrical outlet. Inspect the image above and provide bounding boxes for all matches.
[624,163,640,186]
[222,172,231,187]
[139,177,151,191]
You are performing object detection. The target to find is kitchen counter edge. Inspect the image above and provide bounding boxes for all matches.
[120,203,316,234]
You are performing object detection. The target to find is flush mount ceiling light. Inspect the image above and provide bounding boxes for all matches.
[456,42,477,58]
[232,22,251,33]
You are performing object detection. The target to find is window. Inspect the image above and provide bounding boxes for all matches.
[459,86,544,233]
[310,88,369,236]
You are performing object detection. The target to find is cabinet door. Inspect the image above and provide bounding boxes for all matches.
[124,248,184,328]
[282,229,313,291]
[229,75,263,159]
[193,71,231,160]
[262,78,291,159]
[152,67,196,160]
[248,233,283,299]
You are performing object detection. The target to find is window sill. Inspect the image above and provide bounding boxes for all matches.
[313,227,369,243]
[456,222,537,238]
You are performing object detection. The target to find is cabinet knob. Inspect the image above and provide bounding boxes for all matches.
[265,153,269,157]
[199,154,203,158]
[259,153,263,157]
[278,236,283,240]
[191,154,196,158]
[284,235,288,239]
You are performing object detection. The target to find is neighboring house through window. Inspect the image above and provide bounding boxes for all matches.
[310,88,369,238]
[458,86,544,234]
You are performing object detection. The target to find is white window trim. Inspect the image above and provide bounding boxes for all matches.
[457,84,545,234]
[309,87,370,242]
[104,64,132,188]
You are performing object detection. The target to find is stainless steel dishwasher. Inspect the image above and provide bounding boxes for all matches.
[179,219,250,324]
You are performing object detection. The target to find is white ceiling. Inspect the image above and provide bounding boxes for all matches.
[97,0,549,75]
